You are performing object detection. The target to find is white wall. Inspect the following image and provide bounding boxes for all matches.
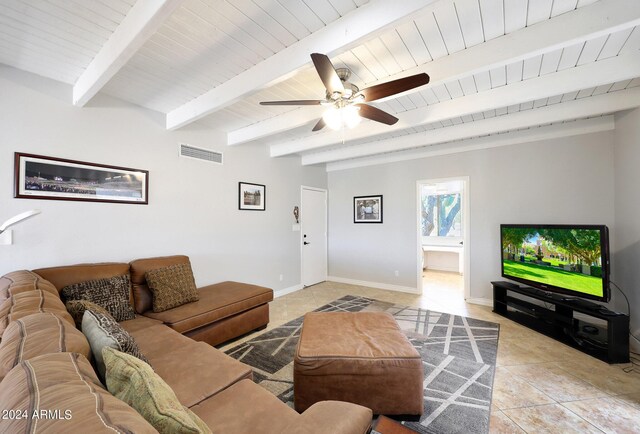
[613,108,640,350]
[0,66,327,291]
[424,251,460,273]
[328,131,615,301]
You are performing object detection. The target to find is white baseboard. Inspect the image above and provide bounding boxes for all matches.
[327,276,421,294]
[465,297,493,307]
[274,284,303,298]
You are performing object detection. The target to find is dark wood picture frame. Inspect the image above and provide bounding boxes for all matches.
[14,152,149,205]
[239,182,266,211]
[354,195,383,223]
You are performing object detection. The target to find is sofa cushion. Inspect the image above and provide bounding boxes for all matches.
[33,262,130,293]
[0,312,91,381]
[119,314,163,334]
[123,322,195,360]
[82,310,150,379]
[0,352,157,433]
[103,347,211,434]
[65,299,112,329]
[130,255,191,314]
[0,270,58,302]
[147,342,253,408]
[61,275,135,322]
[281,401,373,434]
[145,263,199,312]
[191,379,298,434]
[143,281,273,334]
[0,289,73,336]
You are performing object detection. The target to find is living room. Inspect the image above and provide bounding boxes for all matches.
[1,0,639,433]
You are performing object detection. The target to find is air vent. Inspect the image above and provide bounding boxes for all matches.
[179,143,223,164]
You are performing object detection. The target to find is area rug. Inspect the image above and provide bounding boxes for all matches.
[225,295,499,433]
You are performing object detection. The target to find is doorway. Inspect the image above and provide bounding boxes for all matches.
[416,177,470,308]
[301,186,327,287]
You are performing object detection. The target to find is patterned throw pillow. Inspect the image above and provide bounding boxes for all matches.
[61,275,135,322]
[145,263,199,313]
[103,347,211,434]
[65,299,111,329]
[82,309,150,380]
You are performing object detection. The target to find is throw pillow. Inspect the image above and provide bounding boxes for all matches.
[61,275,135,321]
[65,299,111,329]
[82,309,150,380]
[145,263,199,312]
[103,347,211,434]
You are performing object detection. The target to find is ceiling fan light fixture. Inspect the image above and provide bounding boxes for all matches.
[322,106,342,130]
[322,105,361,130]
[353,93,365,103]
[343,105,361,128]
[260,53,429,132]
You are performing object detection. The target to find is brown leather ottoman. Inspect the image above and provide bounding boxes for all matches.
[294,312,424,416]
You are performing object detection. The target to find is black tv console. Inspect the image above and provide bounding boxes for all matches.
[492,281,629,364]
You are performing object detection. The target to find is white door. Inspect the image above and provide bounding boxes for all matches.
[301,187,327,287]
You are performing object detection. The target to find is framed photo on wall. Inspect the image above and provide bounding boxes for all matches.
[14,153,149,204]
[239,182,266,211]
[354,195,383,223]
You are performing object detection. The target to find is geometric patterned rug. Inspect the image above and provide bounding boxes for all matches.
[225,295,499,433]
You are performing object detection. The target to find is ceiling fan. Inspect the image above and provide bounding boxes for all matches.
[260,53,430,132]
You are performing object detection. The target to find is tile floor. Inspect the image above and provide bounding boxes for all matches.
[220,273,640,433]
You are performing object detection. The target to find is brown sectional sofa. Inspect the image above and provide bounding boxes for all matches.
[34,255,272,346]
[0,257,373,433]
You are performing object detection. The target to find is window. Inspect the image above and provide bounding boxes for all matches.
[421,187,462,238]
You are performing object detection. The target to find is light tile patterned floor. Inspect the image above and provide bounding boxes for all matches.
[220,273,640,433]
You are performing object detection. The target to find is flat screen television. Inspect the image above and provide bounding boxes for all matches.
[500,224,610,302]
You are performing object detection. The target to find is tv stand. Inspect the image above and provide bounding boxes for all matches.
[492,281,629,363]
[561,297,599,308]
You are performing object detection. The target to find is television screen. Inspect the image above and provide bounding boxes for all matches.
[501,224,609,302]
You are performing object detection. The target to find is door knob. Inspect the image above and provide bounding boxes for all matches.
[304,241,310,245]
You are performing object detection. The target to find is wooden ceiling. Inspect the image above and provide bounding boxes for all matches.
[1,0,639,167]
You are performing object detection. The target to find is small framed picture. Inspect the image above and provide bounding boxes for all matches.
[239,182,266,211]
[14,152,148,205]
[354,195,383,223]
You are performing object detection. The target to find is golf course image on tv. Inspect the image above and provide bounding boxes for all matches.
[501,226,604,298]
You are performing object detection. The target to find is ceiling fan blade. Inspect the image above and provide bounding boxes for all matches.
[360,73,430,102]
[260,100,323,106]
[356,104,399,125]
[310,53,344,94]
[312,118,326,131]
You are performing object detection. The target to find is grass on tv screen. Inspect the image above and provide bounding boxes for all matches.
[501,227,604,297]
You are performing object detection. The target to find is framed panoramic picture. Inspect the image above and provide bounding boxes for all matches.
[354,195,383,223]
[239,182,266,211]
[14,153,149,205]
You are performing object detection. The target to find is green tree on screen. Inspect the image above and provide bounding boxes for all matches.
[539,229,601,265]
[501,227,535,254]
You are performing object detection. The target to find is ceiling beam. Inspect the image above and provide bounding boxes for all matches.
[325,116,615,172]
[165,0,439,131]
[272,50,640,157]
[301,86,640,165]
[230,0,640,146]
[73,0,183,107]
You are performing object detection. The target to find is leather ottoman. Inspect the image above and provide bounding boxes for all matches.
[294,312,424,416]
